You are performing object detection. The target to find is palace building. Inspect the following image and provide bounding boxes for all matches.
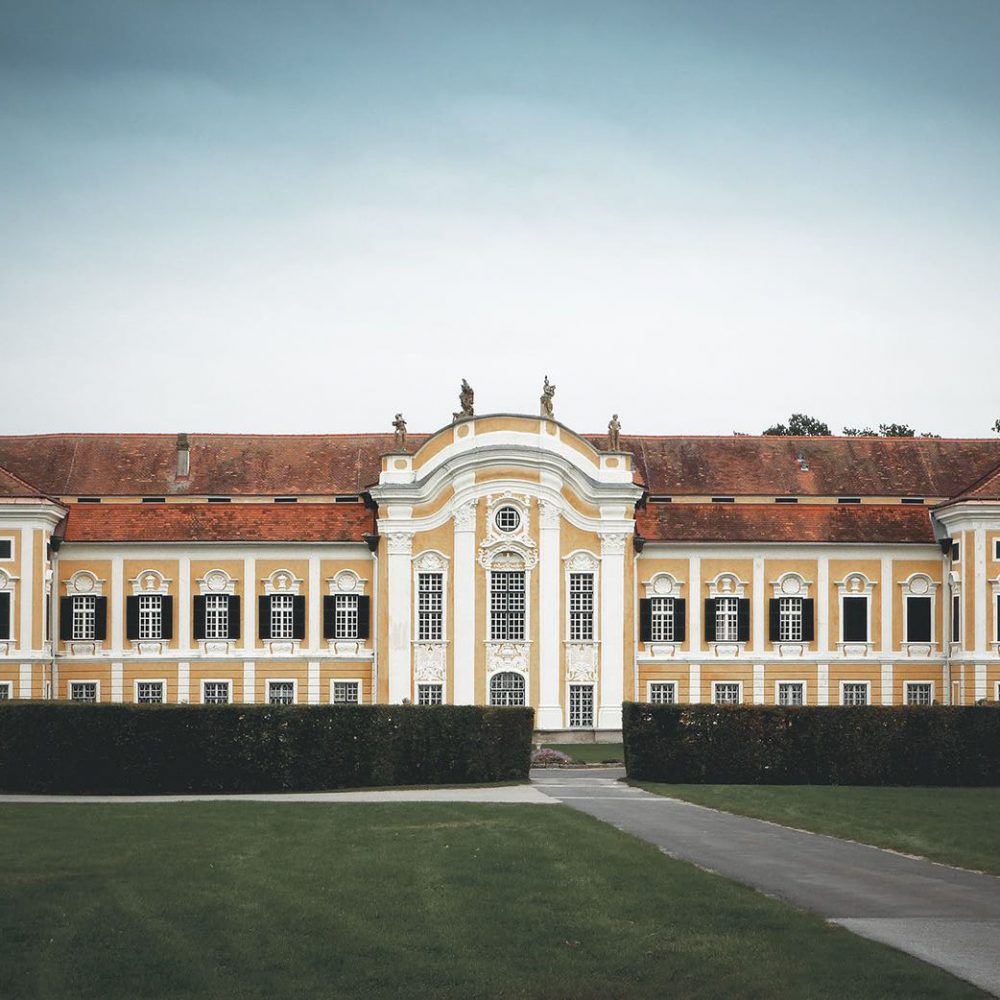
[1,403,1000,736]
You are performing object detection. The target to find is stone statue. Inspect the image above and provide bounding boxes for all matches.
[608,413,621,451]
[540,376,555,418]
[392,413,407,449]
[453,379,474,422]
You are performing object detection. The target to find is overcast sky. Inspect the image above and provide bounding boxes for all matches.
[2,0,998,438]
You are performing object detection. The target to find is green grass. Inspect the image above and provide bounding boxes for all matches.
[631,783,1000,875]
[541,742,624,764]
[0,803,986,999]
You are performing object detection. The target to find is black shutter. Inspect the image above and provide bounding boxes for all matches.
[0,592,9,640]
[768,599,781,642]
[192,595,206,640]
[59,597,74,640]
[906,596,931,642]
[126,596,140,641]
[228,596,241,640]
[673,598,686,642]
[737,598,751,642]
[259,595,272,640]
[843,597,867,642]
[323,596,336,639]
[357,596,371,640]
[292,595,306,640]
[801,598,815,642]
[160,596,174,640]
[704,599,716,642]
[93,597,108,641]
[638,598,653,642]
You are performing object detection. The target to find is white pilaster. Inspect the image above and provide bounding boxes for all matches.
[598,532,627,729]
[387,532,414,703]
[453,501,478,706]
[243,557,255,650]
[752,557,765,653]
[537,500,561,728]
[881,663,893,705]
[689,557,701,652]
[243,661,256,704]
[19,529,33,652]
[177,661,190,704]
[308,660,320,704]
[111,556,124,654]
[974,529,987,654]
[753,663,765,704]
[19,663,31,699]
[817,663,829,706]
[880,556,893,653]
[817,556,829,652]
[308,556,320,651]
[178,557,191,652]
[975,663,987,702]
[111,662,123,703]
[688,664,701,704]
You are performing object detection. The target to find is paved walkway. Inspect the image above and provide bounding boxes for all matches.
[531,767,1000,997]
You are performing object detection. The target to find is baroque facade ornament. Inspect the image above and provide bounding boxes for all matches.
[414,642,446,683]
[453,499,478,531]
[392,413,407,449]
[486,641,530,675]
[599,532,628,556]
[453,379,474,422]
[386,532,414,555]
[539,375,555,417]
[566,642,598,682]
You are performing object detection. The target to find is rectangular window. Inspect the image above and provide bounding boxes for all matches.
[842,682,869,707]
[650,598,674,642]
[842,596,868,643]
[995,540,1000,561]
[138,594,163,640]
[334,594,359,639]
[569,573,594,641]
[270,593,295,640]
[715,597,739,642]
[905,596,932,642]
[648,681,676,704]
[490,570,525,641]
[417,683,443,706]
[952,594,961,644]
[777,682,804,706]
[0,539,12,559]
[417,573,443,641]
[70,681,98,702]
[0,681,11,700]
[136,681,164,704]
[778,597,803,641]
[951,541,960,562]
[72,595,96,640]
[905,682,933,706]
[568,684,594,727]
[332,680,360,705]
[713,682,741,705]
[268,680,295,705]
[203,681,231,705]
[204,594,229,640]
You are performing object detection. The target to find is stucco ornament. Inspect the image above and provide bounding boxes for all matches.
[539,376,556,417]
[453,379,474,422]
[414,643,446,683]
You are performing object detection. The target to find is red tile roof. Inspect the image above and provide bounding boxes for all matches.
[636,503,936,544]
[0,462,54,499]
[935,458,1000,506]
[62,503,375,543]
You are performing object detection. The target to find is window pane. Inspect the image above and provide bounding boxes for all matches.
[203,681,230,704]
[270,593,294,639]
[569,573,594,641]
[650,598,674,642]
[906,597,932,642]
[205,595,229,639]
[489,671,525,707]
[418,573,443,641]
[268,681,295,705]
[649,682,675,704]
[138,594,162,640]
[842,683,868,706]
[906,683,932,706]
[716,598,738,642]
[779,597,803,642]
[568,684,594,727]
[778,682,803,706]
[72,596,96,640]
[333,681,359,704]
[714,683,740,705]
[417,684,443,706]
[334,594,359,639]
[490,571,525,641]
[842,597,868,643]
[70,682,97,702]
[137,681,164,704]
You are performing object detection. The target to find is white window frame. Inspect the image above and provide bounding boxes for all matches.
[195,569,237,650]
[840,680,871,706]
[642,574,684,650]
[72,595,97,640]
[715,597,740,643]
[568,682,595,728]
[69,680,100,702]
[568,571,596,641]
[330,678,362,705]
[490,671,527,708]
[204,593,230,641]
[327,570,370,652]
[775,680,807,706]
[333,593,359,640]
[0,569,16,644]
[417,683,443,706]
[778,597,804,642]
[129,570,171,648]
[490,567,527,641]
[0,680,13,700]
[201,679,232,705]
[836,573,875,652]
[269,592,295,640]
[647,680,677,704]
[413,552,448,642]
[138,594,164,641]
[267,678,297,705]
[564,551,599,642]
[134,679,167,704]
[904,681,934,706]
[0,536,14,562]
[899,573,938,653]
[994,539,1000,561]
[712,681,742,705]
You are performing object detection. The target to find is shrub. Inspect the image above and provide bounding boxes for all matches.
[531,747,573,767]
[0,703,533,794]
[622,703,1000,786]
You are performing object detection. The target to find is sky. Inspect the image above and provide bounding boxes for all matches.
[2,0,999,438]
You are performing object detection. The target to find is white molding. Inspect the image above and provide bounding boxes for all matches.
[880,663,893,705]
[330,677,363,704]
[839,679,871,706]
[711,680,743,705]
[537,498,561,728]
[689,558,701,653]
[903,679,935,705]
[817,664,829,705]
[133,678,168,704]
[0,679,12,700]
[244,661,256,703]
[642,572,683,599]
[111,557,123,655]
[752,556,764,654]
[18,663,31,699]
[200,678,233,704]
[880,556,893,654]
[66,570,103,597]
[707,572,747,599]
[196,568,236,596]
[646,679,678,703]
[817,557,829,652]
[129,569,171,596]
[308,557,321,651]
[688,663,700,703]
[111,661,123,702]
[975,663,987,701]
[68,679,101,702]
[308,660,320,704]
[774,679,808,706]
[387,531,413,703]
[752,663,764,704]
[19,528,33,653]
[770,572,812,599]
[975,528,987,654]
[177,661,190,703]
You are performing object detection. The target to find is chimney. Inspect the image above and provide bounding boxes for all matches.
[176,433,190,478]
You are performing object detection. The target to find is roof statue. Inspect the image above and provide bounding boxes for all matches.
[608,414,621,451]
[540,376,555,418]
[392,413,407,449]
[453,379,474,422]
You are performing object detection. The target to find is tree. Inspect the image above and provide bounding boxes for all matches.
[843,424,939,438]
[762,413,831,436]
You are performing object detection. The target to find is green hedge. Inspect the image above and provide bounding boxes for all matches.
[0,703,534,794]
[623,702,1000,786]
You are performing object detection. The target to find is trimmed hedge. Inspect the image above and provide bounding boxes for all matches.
[623,702,1000,786]
[0,703,533,794]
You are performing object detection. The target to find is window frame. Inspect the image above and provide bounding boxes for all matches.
[712,681,742,706]
[417,683,444,706]
[0,537,13,561]
[69,680,99,702]
[416,571,444,641]
[331,679,361,705]
[490,569,526,641]
[71,595,97,640]
[269,592,295,640]
[333,593,359,640]
[904,595,934,644]
[201,679,232,705]
[647,680,677,704]
[775,680,807,706]
[568,682,595,727]
[134,679,167,704]
[650,597,675,642]
[489,671,526,708]
[137,593,164,641]
[778,596,803,642]
[0,680,12,700]
[904,681,934,707]
[840,680,871,707]
[568,571,595,641]
[203,593,230,641]
[267,678,297,706]
[715,597,739,643]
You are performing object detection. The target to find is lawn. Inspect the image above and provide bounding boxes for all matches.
[630,783,1000,875]
[0,803,986,999]
[541,742,624,764]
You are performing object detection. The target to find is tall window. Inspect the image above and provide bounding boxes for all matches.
[568,684,594,727]
[70,681,97,702]
[268,681,295,705]
[842,683,869,706]
[842,596,868,643]
[777,682,804,706]
[333,680,360,705]
[334,594,359,639]
[203,681,231,704]
[136,681,164,704]
[713,682,741,705]
[72,596,96,640]
[489,671,525,707]
[204,595,229,639]
[905,596,932,642]
[569,573,594,640]
[952,594,961,643]
[417,573,443,640]
[651,598,675,641]
[649,681,676,704]
[270,593,294,639]
[715,598,738,642]
[778,598,803,641]
[491,571,525,641]
[417,683,443,706]
[138,595,162,640]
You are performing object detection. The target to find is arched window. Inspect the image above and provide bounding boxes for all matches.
[489,671,525,707]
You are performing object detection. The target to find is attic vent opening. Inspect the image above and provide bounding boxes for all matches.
[142,498,166,504]
[901,497,925,505]
[648,495,672,503]
[207,497,231,504]
[335,495,361,504]
[838,497,861,505]
[711,496,735,504]
[77,497,101,504]
[775,497,798,504]
[274,497,298,504]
